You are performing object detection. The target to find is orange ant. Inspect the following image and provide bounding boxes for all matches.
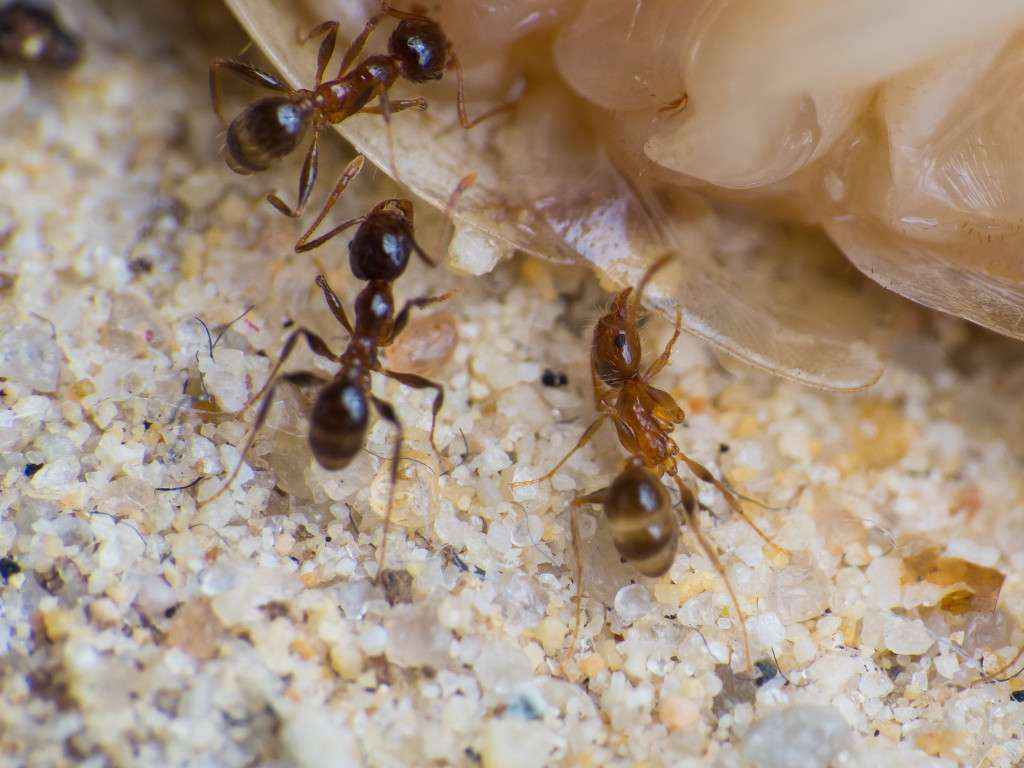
[0,2,80,68]
[209,2,513,226]
[512,254,786,671]
[198,195,457,576]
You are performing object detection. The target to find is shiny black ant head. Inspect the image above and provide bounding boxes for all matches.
[0,2,81,68]
[348,200,417,281]
[388,18,449,83]
[224,95,314,175]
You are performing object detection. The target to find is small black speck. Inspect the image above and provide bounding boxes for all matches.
[23,463,43,477]
[754,659,778,686]
[143,421,152,431]
[541,368,568,387]
[824,607,832,614]
[282,318,295,329]
[464,747,482,764]
[164,605,179,619]
[128,257,153,274]
[719,443,730,453]
[289,556,300,565]
[473,566,486,579]
[325,535,332,543]
[874,729,880,737]
[363,687,376,693]
[0,556,21,582]
[1012,690,1024,703]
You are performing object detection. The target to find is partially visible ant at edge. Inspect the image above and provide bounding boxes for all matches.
[195,175,475,581]
[512,254,789,674]
[0,2,80,69]
[209,1,515,243]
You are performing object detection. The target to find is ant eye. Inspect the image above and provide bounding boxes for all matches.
[614,332,627,350]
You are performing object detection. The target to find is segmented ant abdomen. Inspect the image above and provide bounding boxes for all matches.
[308,379,369,470]
[388,18,448,83]
[349,211,413,281]
[604,461,678,577]
[0,2,80,68]
[225,95,312,175]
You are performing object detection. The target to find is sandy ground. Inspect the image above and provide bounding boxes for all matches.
[2,2,1024,767]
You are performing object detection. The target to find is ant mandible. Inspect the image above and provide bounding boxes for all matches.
[512,254,787,671]
[198,193,456,576]
[210,1,512,228]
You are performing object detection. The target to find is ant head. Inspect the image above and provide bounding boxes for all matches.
[388,17,449,83]
[593,289,642,385]
[349,203,415,281]
[225,95,314,175]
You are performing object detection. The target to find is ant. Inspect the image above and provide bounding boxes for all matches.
[512,254,786,671]
[210,2,513,227]
[0,2,80,68]
[198,182,473,576]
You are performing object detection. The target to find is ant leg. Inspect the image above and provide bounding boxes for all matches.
[643,308,682,381]
[299,20,338,86]
[314,274,354,336]
[359,97,428,116]
[669,471,752,673]
[335,9,390,79]
[369,395,403,578]
[294,154,367,252]
[243,327,340,412]
[381,369,445,458]
[432,172,477,264]
[209,58,290,124]
[450,53,517,130]
[560,490,606,671]
[390,293,452,339]
[197,370,331,507]
[380,3,432,22]
[377,88,401,184]
[509,415,607,489]
[267,125,321,219]
[677,452,786,554]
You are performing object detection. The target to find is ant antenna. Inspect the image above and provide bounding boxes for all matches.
[629,252,675,325]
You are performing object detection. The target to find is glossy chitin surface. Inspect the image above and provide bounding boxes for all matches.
[227,0,1024,389]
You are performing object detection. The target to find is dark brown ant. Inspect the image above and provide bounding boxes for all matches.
[512,255,786,671]
[209,2,513,226]
[0,2,80,68]
[198,184,473,576]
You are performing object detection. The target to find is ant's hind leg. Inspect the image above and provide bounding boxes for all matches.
[209,58,290,124]
[669,472,752,672]
[294,155,367,253]
[267,126,321,219]
[382,369,445,459]
[369,395,403,579]
[509,416,606,490]
[243,327,340,412]
[197,370,330,508]
[677,453,786,554]
[561,490,606,672]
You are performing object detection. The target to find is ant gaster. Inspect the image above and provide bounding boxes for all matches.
[512,255,786,671]
[199,196,453,576]
[0,2,80,68]
[210,2,513,228]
